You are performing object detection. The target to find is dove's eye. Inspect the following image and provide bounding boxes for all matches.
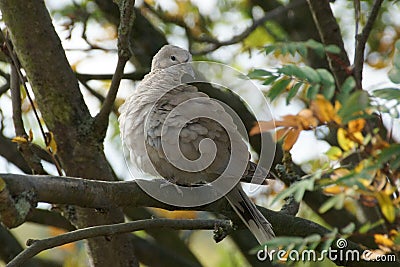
[170,55,176,61]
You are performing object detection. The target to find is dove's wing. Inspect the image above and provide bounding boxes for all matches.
[144,84,275,243]
[144,85,248,184]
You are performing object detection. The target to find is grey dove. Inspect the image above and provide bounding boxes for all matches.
[119,44,275,244]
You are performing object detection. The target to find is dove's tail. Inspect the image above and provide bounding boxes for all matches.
[225,185,275,244]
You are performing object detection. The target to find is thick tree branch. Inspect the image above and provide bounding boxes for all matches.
[1,173,398,267]
[0,0,138,265]
[7,218,232,267]
[353,0,384,89]
[307,0,351,88]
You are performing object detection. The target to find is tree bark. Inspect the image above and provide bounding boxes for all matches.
[0,0,137,266]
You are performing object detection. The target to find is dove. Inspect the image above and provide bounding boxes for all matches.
[119,44,275,244]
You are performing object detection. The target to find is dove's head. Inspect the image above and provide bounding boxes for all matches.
[151,45,192,71]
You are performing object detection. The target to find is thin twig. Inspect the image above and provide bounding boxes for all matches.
[144,0,305,55]
[1,30,63,175]
[0,31,47,141]
[75,71,147,82]
[6,218,232,267]
[93,0,136,139]
[10,58,46,174]
[353,0,384,89]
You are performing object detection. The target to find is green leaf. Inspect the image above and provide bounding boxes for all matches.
[373,88,400,100]
[341,76,356,94]
[358,219,385,234]
[317,69,336,100]
[268,78,291,101]
[325,146,342,160]
[341,223,356,234]
[301,66,321,83]
[287,43,297,56]
[305,39,325,57]
[377,144,400,166]
[322,83,336,100]
[316,69,335,85]
[388,68,400,84]
[272,178,315,205]
[319,193,345,213]
[286,82,303,104]
[262,76,279,85]
[279,65,306,79]
[337,91,370,123]
[264,45,276,55]
[248,69,272,79]
[297,43,308,58]
[325,45,341,54]
[306,83,320,100]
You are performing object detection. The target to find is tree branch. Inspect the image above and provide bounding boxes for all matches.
[307,0,351,88]
[75,71,146,82]
[10,60,46,175]
[7,218,232,267]
[93,0,136,140]
[1,173,399,267]
[0,0,138,265]
[0,225,60,267]
[353,0,384,89]
[144,0,305,55]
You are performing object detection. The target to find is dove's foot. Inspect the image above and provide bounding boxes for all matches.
[159,179,183,196]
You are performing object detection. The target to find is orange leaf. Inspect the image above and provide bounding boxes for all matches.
[283,128,300,151]
[275,128,291,141]
[374,234,394,248]
[348,118,366,133]
[276,115,300,128]
[250,120,276,136]
[298,109,318,129]
[310,94,335,123]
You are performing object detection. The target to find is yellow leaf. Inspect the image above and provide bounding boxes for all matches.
[351,131,364,144]
[331,168,351,179]
[348,118,366,133]
[323,185,345,195]
[310,95,336,123]
[374,234,394,247]
[150,208,198,219]
[337,128,356,151]
[326,146,343,160]
[0,178,5,191]
[11,136,29,144]
[45,132,57,155]
[28,129,33,142]
[376,192,396,223]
